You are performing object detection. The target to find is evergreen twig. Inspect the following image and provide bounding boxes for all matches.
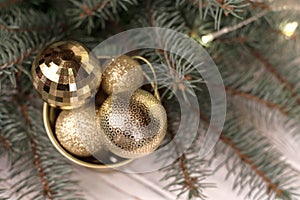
[0,48,38,70]
[248,46,300,105]
[30,137,54,199]
[225,86,288,116]
[219,135,283,196]
[66,0,138,34]
[17,73,54,199]
[171,129,205,199]
[200,113,298,199]
[0,0,26,9]
[79,0,111,17]
[0,133,11,151]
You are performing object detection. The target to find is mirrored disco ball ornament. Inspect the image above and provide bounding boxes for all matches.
[31,41,102,109]
[98,89,167,159]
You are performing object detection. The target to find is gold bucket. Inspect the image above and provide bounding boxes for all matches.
[43,103,132,169]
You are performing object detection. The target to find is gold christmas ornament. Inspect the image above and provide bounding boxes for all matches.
[32,40,102,109]
[98,89,167,159]
[43,103,132,169]
[55,105,102,157]
[101,55,144,95]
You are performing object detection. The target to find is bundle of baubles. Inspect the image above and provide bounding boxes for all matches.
[98,55,167,159]
[32,40,167,168]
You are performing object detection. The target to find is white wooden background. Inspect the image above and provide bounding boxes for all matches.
[2,154,300,200]
[0,155,259,200]
[73,165,244,200]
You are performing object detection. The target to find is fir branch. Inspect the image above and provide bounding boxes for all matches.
[146,0,154,27]
[0,97,26,157]
[0,6,60,33]
[162,152,209,200]
[79,0,111,17]
[0,24,56,33]
[0,72,83,200]
[18,79,54,200]
[200,113,298,199]
[225,86,288,116]
[160,108,210,199]
[171,131,202,198]
[0,47,37,70]
[29,138,54,200]
[66,0,138,34]
[0,6,64,86]
[143,0,204,100]
[177,0,251,30]
[0,0,26,9]
[248,46,300,105]
[213,37,300,121]
[142,3,210,197]
[0,180,9,200]
[247,0,270,10]
[219,135,283,197]
[178,154,199,195]
[145,0,188,32]
[0,133,11,151]
[201,10,267,43]
[181,0,270,12]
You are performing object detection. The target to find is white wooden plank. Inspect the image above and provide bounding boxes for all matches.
[74,166,176,200]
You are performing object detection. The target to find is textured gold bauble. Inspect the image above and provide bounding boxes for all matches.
[31,40,102,109]
[98,89,167,159]
[55,106,102,157]
[101,55,144,95]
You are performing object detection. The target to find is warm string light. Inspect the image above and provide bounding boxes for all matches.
[201,11,267,44]
[282,22,298,38]
[201,34,214,44]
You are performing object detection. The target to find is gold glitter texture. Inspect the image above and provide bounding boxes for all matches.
[55,106,102,157]
[98,89,167,159]
[101,55,144,95]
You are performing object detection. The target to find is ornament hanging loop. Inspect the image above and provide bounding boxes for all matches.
[132,55,160,102]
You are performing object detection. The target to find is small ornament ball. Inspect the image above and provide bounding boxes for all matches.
[55,105,102,157]
[31,40,102,109]
[101,55,144,95]
[98,89,167,159]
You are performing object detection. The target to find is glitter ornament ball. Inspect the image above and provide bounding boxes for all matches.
[101,55,144,95]
[55,105,102,157]
[98,89,167,159]
[32,41,102,109]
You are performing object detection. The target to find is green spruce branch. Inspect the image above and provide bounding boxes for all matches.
[200,112,299,200]
[160,118,211,200]
[0,0,26,9]
[18,94,55,199]
[122,2,300,199]
[208,21,300,122]
[0,69,83,199]
[177,0,251,30]
[161,152,210,200]
[247,46,300,105]
[225,86,289,116]
[66,0,139,34]
[0,5,64,88]
[0,132,11,151]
